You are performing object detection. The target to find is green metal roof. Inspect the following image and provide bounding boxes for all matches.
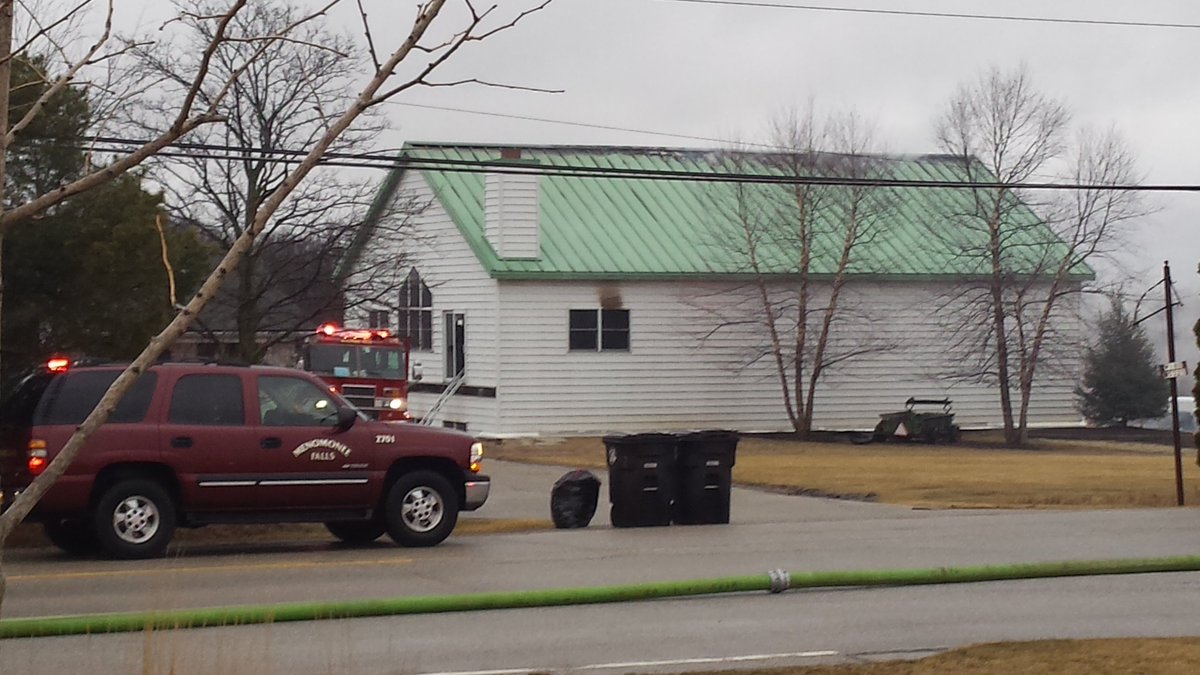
[395,143,1093,281]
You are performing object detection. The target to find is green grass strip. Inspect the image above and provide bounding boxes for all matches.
[3,555,1199,639]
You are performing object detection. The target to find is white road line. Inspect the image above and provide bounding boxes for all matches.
[420,669,531,675]
[418,650,840,675]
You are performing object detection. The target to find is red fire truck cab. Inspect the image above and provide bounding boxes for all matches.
[302,323,411,421]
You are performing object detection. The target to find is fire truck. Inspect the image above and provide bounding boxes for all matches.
[301,323,411,422]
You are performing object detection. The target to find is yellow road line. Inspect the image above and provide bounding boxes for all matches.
[11,557,413,582]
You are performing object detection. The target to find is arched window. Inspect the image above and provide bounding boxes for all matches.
[398,268,433,351]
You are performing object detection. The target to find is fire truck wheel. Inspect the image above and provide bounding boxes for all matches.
[43,518,99,555]
[92,479,176,559]
[383,470,459,547]
[324,520,386,545]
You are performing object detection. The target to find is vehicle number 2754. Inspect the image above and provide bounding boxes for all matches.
[375,434,396,444]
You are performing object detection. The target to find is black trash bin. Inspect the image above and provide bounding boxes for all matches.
[603,433,678,527]
[550,469,601,529]
[674,430,738,525]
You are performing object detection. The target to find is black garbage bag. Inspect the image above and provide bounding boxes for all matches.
[550,469,601,529]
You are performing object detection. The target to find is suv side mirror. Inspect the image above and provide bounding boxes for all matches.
[334,407,357,431]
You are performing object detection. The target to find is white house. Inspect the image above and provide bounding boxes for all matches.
[344,144,1088,437]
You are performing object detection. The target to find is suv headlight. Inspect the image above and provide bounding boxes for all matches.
[469,442,484,473]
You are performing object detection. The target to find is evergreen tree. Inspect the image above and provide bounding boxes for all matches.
[0,57,211,383]
[5,56,89,206]
[4,175,210,371]
[1077,297,1169,425]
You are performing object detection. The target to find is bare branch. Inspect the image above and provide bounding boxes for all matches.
[370,0,553,105]
[154,213,178,307]
[472,0,551,41]
[355,0,381,71]
[2,0,90,67]
[0,113,221,228]
[5,0,113,145]
[171,0,248,133]
[419,78,563,94]
[221,34,350,58]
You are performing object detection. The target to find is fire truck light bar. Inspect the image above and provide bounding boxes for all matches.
[314,324,397,343]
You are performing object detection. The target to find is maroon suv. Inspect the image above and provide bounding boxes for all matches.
[0,360,489,559]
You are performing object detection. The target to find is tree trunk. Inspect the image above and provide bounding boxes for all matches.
[236,254,259,362]
[0,0,514,617]
[992,282,1017,444]
[0,0,15,619]
[986,196,1018,446]
[792,194,813,437]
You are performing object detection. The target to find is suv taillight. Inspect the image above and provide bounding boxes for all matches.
[27,440,48,475]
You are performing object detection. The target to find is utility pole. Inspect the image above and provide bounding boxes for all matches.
[0,0,12,384]
[1164,261,1184,506]
[0,0,11,619]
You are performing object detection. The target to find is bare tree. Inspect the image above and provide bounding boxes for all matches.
[0,0,553,615]
[700,109,896,436]
[935,66,1148,445]
[136,1,425,363]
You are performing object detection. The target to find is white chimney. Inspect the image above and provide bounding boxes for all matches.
[484,148,541,259]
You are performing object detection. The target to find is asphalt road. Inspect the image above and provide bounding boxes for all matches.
[1,460,1199,674]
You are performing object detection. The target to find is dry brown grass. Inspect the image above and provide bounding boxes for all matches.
[111,636,1200,674]
[703,638,1200,675]
[489,434,1200,509]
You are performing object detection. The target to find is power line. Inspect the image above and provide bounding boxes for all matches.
[654,0,1200,30]
[386,101,783,151]
[74,136,1200,193]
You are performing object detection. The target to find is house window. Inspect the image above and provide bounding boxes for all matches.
[368,310,390,330]
[569,309,630,351]
[398,268,433,351]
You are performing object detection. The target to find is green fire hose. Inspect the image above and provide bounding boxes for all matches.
[3,555,1199,639]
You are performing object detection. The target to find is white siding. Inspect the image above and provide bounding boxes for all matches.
[351,172,501,433]
[812,281,1082,429]
[487,279,1082,436]
[484,173,540,259]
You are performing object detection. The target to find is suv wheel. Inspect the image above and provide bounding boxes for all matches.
[383,471,458,547]
[43,519,99,556]
[325,521,386,545]
[93,479,176,559]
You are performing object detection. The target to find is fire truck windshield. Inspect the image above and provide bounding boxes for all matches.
[307,344,407,379]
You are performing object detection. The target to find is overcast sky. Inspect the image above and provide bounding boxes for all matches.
[114,0,1200,374]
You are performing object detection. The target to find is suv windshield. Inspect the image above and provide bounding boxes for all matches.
[306,344,406,379]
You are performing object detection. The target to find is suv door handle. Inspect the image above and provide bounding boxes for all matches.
[260,437,282,449]
[171,436,193,449]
